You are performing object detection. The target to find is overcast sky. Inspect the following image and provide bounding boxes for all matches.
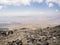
[0,0,60,25]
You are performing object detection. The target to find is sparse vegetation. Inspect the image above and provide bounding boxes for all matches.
[0,25,60,45]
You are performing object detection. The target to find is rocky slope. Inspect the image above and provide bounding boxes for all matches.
[0,25,60,45]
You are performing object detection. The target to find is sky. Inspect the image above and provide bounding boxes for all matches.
[0,0,60,25]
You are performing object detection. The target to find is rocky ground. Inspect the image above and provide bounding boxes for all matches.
[0,25,60,45]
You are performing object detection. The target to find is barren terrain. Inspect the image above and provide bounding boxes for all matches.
[0,24,60,45]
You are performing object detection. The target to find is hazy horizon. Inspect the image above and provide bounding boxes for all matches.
[0,16,59,26]
[0,0,60,25]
